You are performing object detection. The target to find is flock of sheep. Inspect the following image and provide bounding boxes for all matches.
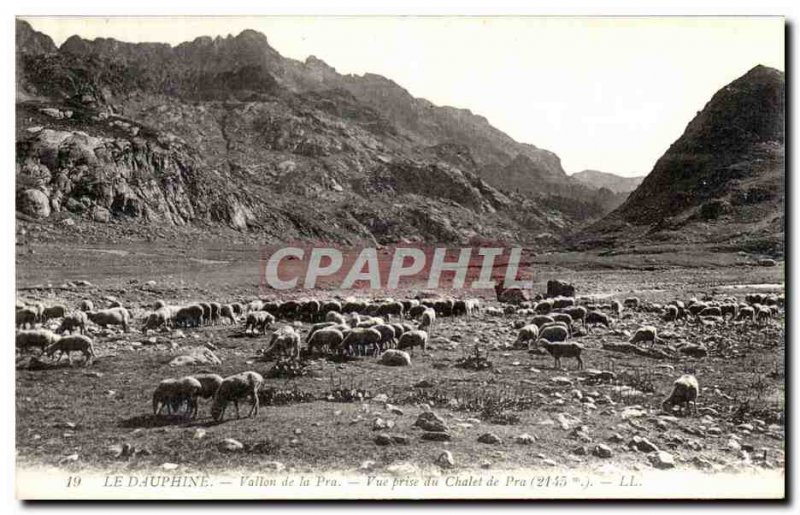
[16,285,784,427]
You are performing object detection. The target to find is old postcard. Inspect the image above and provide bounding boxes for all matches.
[14,16,785,500]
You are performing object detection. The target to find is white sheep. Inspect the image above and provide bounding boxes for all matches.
[87,307,130,332]
[211,371,264,422]
[538,339,584,370]
[152,376,203,417]
[44,334,95,366]
[307,328,345,355]
[397,330,428,352]
[16,329,60,354]
[629,326,660,345]
[419,308,436,332]
[514,324,539,349]
[42,304,68,321]
[57,311,89,335]
[262,326,301,358]
[538,323,570,343]
[78,299,94,312]
[662,374,699,416]
[16,307,38,329]
[175,304,204,328]
[325,311,347,324]
[340,327,382,356]
[585,310,611,331]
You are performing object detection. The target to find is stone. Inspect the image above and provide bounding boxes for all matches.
[379,349,412,366]
[477,433,502,444]
[630,436,659,453]
[593,444,613,458]
[18,189,51,219]
[375,433,393,446]
[515,433,536,445]
[218,438,244,452]
[414,411,448,432]
[422,431,452,441]
[435,451,455,469]
[650,451,675,469]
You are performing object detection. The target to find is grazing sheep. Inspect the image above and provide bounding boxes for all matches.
[340,327,382,356]
[152,300,167,310]
[663,305,679,322]
[419,308,436,332]
[307,328,345,355]
[325,311,347,324]
[220,304,237,325]
[16,329,59,354]
[539,339,584,370]
[623,297,639,309]
[688,302,709,317]
[42,304,67,321]
[560,306,587,327]
[398,330,428,352]
[230,302,244,316]
[391,323,407,338]
[376,301,404,320]
[531,315,555,328]
[29,302,45,322]
[191,373,225,406]
[662,374,699,416]
[584,310,611,332]
[198,303,212,325]
[321,300,342,316]
[736,306,756,322]
[16,300,25,310]
[279,300,301,319]
[57,311,89,335]
[372,324,397,352]
[208,302,222,325]
[245,311,275,334]
[755,305,772,325]
[44,334,95,366]
[263,326,301,359]
[538,324,569,343]
[87,307,130,332]
[175,304,204,328]
[697,306,722,318]
[211,371,264,422]
[16,307,38,329]
[153,377,203,417]
[720,304,738,320]
[552,313,574,327]
[629,326,660,346]
[78,300,94,312]
[514,324,539,349]
[552,297,576,309]
[534,299,554,315]
[407,305,427,319]
[143,307,172,331]
[484,307,504,317]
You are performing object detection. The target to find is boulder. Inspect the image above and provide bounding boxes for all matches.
[18,189,51,219]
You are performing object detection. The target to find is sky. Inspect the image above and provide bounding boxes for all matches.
[21,16,784,177]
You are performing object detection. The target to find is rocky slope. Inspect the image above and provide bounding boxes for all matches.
[15,20,615,245]
[572,170,643,194]
[577,65,785,254]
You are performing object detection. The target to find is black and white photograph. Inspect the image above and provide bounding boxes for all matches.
[11,13,786,500]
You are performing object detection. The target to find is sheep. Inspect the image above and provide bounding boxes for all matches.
[720,303,738,320]
[629,326,660,346]
[688,302,709,317]
[16,329,60,354]
[307,328,345,355]
[143,307,172,332]
[77,300,93,312]
[340,327,382,356]
[398,330,428,352]
[514,324,539,349]
[552,313,574,328]
[87,307,130,332]
[531,315,555,328]
[623,297,639,309]
[663,305,679,322]
[484,307,504,316]
[211,371,264,422]
[736,306,756,322]
[44,334,95,366]
[560,306,587,327]
[262,326,301,359]
[247,299,264,313]
[755,305,772,325]
[16,308,38,329]
[190,373,224,399]
[152,300,167,310]
[552,297,575,309]
[534,299,554,315]
[153,376,203,417]
[612,300,623,316]
[16,300,25,310]
[321,300,342,316]
[376,301,404,320]
[42,304,67,321]
[325,311,347,324]
[245,311,275,334]
[231,302,244,316]
[391,323,407,338]
[209,302,222,325]
[419,308,436,332]
[697,306,722,319]
[279,300,300,319]
[57,311,89,335]
[371,324,398,353]
[407,305,427,319]
[175,304,204,328]
[299,300,321,322]
[584,310,611,331]
[198,303,212,325]
[29,302,45,322]
[220,304,237,325]
[538,339,584,370]
[538,324,569,343]
[356,316,384,328]
[662,374,699,416]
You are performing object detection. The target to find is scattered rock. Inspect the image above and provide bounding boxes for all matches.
[593,444,613,458]
[218,438,244,452]
[435,451,455,469]
[414,411,448,432]
[422,431,452,441]
[650,451,675,469]
[477,433,502,444]
[515,434,536,445]
[629,436,659,453]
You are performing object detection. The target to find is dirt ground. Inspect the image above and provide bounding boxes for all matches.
[15,240,785,478]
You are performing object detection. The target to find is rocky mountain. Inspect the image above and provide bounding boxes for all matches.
[15,20,618,245]
[577,65,785,254]
[571,170,643,194]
